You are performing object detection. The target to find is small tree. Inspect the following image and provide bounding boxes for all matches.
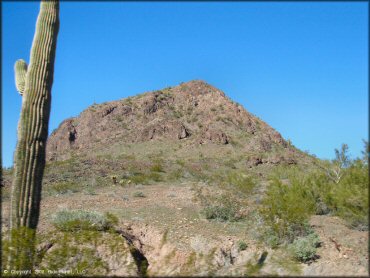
[331,144,350,183]
[316,144,351,184]
[361,139,369,165]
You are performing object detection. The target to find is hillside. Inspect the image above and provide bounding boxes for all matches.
[2,80,367,276]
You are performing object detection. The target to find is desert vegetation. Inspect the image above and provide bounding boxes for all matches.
[2,138,368,274]
[257,142,368,262]
[2,132,368,275]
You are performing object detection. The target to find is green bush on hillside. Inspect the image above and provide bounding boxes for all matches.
[259,177,316,244]
[237,240,248,251]
[226,172,256,194]
[309,143,369,230]
[47,182,79,195]
[201,193,243,222]
[52,210,117,232]
[289,233,321,262]
[150,161,165,172]
[202,204,239,222]
[123,170,163,185]
[329,160,369,230]
[260,142,369,249]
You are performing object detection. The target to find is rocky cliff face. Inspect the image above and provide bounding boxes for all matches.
[46,80,299,165]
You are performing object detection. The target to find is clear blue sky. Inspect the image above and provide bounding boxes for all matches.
[2,1,368,167]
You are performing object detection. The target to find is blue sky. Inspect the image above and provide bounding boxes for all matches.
[2,1,368,167]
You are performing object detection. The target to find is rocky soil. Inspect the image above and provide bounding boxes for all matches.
[303,215,368,276]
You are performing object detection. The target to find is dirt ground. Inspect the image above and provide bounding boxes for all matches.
[303,215,368,276]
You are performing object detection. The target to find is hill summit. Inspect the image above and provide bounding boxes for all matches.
[46,80,302,167]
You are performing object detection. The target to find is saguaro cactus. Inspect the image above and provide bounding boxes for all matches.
[14,60,28,96]
[8,0,59,270]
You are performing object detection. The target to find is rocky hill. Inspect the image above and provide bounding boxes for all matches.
[46,80,303,166]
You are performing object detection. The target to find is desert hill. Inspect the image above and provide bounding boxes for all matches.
[46,80,303,167]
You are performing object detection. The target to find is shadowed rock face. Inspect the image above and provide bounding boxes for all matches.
[46,80,297,163]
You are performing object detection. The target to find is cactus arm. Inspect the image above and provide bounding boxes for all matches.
[9,0,59,270]
[14,59,28,95]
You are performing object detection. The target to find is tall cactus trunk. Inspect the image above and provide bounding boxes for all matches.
[8,0,59,270]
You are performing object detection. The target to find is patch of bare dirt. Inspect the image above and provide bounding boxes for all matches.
[303,215,368,276]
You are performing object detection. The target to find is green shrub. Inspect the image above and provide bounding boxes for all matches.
[2,227,37,270]
[52,210,117,232]
[125,170,164,185]
[265,234,280,249]
[237,240,248,251]
[260,143,368,249]
[176,159,186,167]
[130,173,149,185]
[194,186,244,223]
[203,205,238,222]
[148,172,163,182]
[151,162,164,173]
[259,178,316,243]
[226,172,256,194]
[168,168,184,181]
[289,233,321,262]
[329,161,368,230]
[311,143,369,230]
[133,191,145,198]
[119,179,130,186]
[39,231,112,275]
[306,157,368,230]
[201,194,242,222]
[47,182,79,195]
